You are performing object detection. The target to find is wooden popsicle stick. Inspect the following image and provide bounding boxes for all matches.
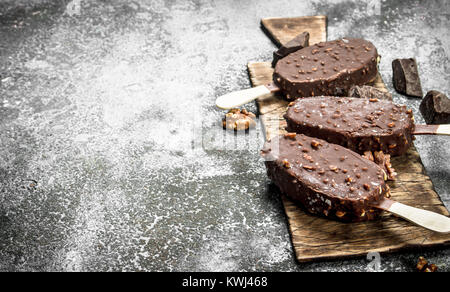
[413,124,450,136]
[215,82,280,109]
[374,199,450,233]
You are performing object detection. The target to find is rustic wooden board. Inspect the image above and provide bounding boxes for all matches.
[261,16,327,47]
[251,16,450,263]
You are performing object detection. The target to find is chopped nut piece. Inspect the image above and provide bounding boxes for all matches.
[222,108,256,131]
[284,133,297,139]
[425,264,438,272]
[373,151,397,181]
[362,151,374,162]
[303,165,316,171]
[282,159,291,169]
[336,211,346,218]
[417,256,428,271]
[416,256,437,272]
[311,140,320,149]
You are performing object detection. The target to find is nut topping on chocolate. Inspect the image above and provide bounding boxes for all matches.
[262,134,388,222]
[274,38,378,100]
[311,140,320,149]
[284,132,297,139]
[285,97,415,156]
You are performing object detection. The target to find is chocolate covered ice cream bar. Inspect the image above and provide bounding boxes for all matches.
[273,38,379,100]
[284,97,415,156]
[261,133,389,222]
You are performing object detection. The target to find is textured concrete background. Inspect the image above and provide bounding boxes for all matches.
[0,0,449,272]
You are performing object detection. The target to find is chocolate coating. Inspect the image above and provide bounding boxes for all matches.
[285,97,415,156]
[273,38,379,100]
[261,134,389,222]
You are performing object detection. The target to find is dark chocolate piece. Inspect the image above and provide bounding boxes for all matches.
[273,38,379,100]
[272,32,310,67]
[349,85,392,101]
[392,58,423,98]
[285,97,415,156]
[419,90,450,124]
[261,133,389,222]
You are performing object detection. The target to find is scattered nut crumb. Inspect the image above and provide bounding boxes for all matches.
[222,108,256,131]
[416,256,438,272]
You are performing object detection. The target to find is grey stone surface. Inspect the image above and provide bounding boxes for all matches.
[0,0,448,272]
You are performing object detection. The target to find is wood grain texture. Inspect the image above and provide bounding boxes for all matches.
[261,16,327,46]
[250,16,450,262]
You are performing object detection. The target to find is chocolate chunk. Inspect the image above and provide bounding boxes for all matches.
[278,32,310,55]
[273,38,379,100]
[222,108,256,131]
[349,85,392,101]
[392,58,423,97]
[272,32,309,67]
[419,90,450,124]
[285,97,415,156]
[261,134,389,222]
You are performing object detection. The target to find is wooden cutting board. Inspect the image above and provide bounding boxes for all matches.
[248,16,450,263]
